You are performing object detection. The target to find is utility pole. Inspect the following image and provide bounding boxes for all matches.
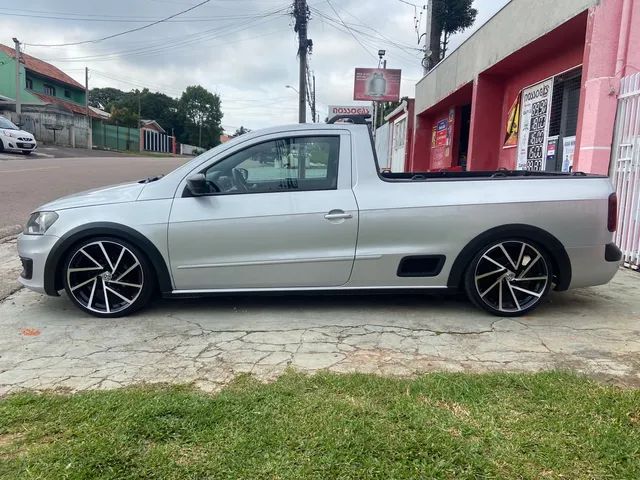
[311,74,317,123]
[12,38,21,119]
[293,0,309,123]
[85,66,92,149]
[422,0,433,74]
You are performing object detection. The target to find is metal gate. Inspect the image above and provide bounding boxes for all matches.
[142,128,172,153]
[612,73,640,268]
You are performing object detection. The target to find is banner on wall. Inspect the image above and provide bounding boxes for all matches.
[516,78,554,170]
[503,92,521,147]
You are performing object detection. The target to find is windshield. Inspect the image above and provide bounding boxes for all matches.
[0,117,18,130]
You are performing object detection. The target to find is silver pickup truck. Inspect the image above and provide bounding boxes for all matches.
[17,116,621,318]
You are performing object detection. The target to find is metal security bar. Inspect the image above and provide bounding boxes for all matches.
[142,128,172,153]
[612,73,640,268]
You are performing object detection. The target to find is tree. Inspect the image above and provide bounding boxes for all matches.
[109,106,138,127]
[428,0,477,69]
[89,87,127,110]
[233,126,251,137]
[178,85,223,148]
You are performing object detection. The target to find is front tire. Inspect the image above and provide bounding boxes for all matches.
[62,237,155,318]
[464,239,552,317]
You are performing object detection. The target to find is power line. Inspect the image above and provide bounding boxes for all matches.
[39,12,287,63]
[24,0,211,47]
[324,0,376,60]
[0,7,282,23]
[396,0,420,7]
[312,11,420,67]
[311,8,420,54]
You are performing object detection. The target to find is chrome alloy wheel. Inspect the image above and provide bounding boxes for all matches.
[473,241,549,314]
[66,240,144,315]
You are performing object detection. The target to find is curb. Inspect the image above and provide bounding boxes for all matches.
[0,225,22,241]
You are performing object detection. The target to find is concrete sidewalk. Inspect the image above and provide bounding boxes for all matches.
[0,266,638,396]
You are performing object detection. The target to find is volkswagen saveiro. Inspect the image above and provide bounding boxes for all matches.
[17,116,621,317]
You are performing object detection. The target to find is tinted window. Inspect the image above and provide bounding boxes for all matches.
[204,136,340,195]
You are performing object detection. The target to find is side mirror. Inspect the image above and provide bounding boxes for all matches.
[186,173,209,196]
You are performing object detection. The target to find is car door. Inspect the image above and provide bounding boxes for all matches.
[168,131,358,291]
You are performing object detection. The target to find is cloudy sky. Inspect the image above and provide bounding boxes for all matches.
[1,0,509,131]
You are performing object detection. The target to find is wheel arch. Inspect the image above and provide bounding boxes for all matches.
[447,224,571,291]
[44,222,173,296]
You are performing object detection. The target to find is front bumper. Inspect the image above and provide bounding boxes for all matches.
[17,233,59,294]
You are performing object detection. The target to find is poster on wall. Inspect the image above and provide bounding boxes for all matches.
[562,136,576,172]
[433,118,449,148]
[504,92,521,147]
[516,78,554,170]
[545,136,558,171]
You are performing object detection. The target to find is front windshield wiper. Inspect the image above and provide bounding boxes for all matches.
[138,175,164,184]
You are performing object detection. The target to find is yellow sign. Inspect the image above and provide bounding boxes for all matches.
[504,92,521,147]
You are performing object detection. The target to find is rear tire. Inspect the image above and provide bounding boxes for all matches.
[62,237,155,318]
[464,239,553,317]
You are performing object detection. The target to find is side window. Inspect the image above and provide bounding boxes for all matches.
[204,136,340,195]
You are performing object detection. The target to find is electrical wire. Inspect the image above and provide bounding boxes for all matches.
[40,11,288,62]
[312,12,421,68]
[0,7,282,23]
[323,0,377,60]
[24,0,211,47]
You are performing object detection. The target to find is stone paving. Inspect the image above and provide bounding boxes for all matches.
[0,269,639,395]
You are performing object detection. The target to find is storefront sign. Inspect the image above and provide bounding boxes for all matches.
[517,78,554,170]
[562,136,576,172]
[504,92,521,147]
[328,105,372,118]
[353,68,402,102]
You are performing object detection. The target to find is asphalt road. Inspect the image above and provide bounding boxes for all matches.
[0,153,189,232]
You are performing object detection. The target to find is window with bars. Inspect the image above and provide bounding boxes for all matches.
[546,68,582,171]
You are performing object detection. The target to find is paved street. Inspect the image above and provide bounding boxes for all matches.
[0,267,638,396]
[0,152,189,232]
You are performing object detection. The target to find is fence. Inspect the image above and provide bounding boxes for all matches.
[612,73,640,268]
[179,143,201,155]
[92,120,140,152]
[2,110,90,148]
[142,128,174,153]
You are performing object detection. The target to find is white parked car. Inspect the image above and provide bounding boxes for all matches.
[0,116,37,155]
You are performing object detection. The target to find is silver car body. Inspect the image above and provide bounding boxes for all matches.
[17,123,619,299]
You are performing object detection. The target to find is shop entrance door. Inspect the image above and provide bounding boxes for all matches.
[390,114,407,172]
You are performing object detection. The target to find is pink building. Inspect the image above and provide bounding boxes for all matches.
[412,0,640,174]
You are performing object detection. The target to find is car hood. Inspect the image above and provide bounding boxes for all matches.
[37,182,145,212]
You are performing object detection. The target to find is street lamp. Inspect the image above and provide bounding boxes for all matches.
[285,84,299,94]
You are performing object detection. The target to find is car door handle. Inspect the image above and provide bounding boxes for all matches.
[324,210,353,220]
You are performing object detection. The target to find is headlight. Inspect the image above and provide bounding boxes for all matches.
[24,211,59,235]
[3,130,17,138]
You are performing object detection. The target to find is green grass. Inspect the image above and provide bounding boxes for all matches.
[0,371,638,479]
